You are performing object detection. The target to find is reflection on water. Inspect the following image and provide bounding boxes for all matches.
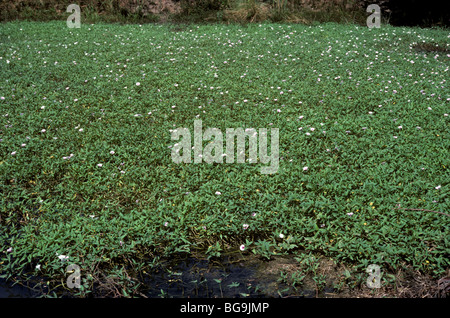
[144,256,268,298]
[0,254,326,298]
[0,278,40,298]
[142,254,318,298]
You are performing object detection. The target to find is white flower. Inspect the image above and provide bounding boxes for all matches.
[347,212,354,216]
[279,233,285,239]
[303,166,308,172]
[164,222,169,227]
[239,244,245,251]
[21,143,26,147]
[79,128,83,132]
[435,185,441,190]
[58,254,69,261]
[41,129,46,133]
[110,151,115,155]
[398,125,402,129]
[36,264,41,270]
[243,224,249,230]
[136,82,140,86]
[11,151,16,156]
[6,247,12,253]
[97,163,103,167]
[215,191,222,195]
[40,106,45,109]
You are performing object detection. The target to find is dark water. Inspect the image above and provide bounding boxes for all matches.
[0,254,323,298]
[141,254,318,298]
[143,257,272,298]
[0,278,40,298]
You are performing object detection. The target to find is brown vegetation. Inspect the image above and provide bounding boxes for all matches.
[0,0,369,24]
[1,0,447,26]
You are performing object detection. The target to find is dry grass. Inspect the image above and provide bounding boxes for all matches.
[224,0,272,23]
[0,0,368,24]
[249,254,449,298]
[342,267,450,298]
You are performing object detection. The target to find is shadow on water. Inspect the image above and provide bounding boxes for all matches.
[0,278,41,298]
[0,252,332,298]
[142,253,322,298]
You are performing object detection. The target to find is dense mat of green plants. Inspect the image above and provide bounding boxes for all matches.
[0,21,449,296]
